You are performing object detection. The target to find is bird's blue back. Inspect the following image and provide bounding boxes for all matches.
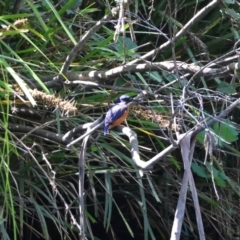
[104,95,131,135]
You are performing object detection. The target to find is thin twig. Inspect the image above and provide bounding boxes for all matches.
[126,0,219,65]
[54,7,118,82]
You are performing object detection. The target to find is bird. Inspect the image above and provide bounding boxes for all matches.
[104,95,133,135]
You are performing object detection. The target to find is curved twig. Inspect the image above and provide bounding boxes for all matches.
[126,0,219,65]
[54,7,118,85]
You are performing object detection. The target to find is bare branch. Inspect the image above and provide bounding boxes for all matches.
[126,97,240,169]
[127,0,219,65]
[41,60,236,89]
[54,7,118,84]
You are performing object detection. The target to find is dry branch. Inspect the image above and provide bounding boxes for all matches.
[39,59,240,90]
[127,0,219,65]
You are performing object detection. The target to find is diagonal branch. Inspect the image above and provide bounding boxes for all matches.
[41,60,238,89]
[53,7,118,85]
[126,0,219,65]
[119,97,240,169]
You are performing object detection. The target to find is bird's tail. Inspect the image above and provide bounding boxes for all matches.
[104,125,109,135]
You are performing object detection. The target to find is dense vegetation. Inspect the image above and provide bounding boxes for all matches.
[1,0,240,239]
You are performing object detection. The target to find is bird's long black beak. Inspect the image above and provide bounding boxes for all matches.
[127,97,139,107]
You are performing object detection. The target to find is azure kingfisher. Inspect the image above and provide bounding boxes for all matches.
[104,95,133,135]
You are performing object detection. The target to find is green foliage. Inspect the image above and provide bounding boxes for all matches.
[192,162,229,187]
[191,162,209,179]
[213,120,238,146]
[217,81,236,94]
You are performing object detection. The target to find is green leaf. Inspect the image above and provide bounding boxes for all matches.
[235,68,240,80]
[112,37,140,58]
[198,193,220,208]
[205,163,228,187]
[192,162,209,178]
[148,71,163,83]
[214,176,227,187]
[196,130,205,144]
[223,0,235,4]
[1,59,37,107]
[213,119,238,146]
[218,172,229,181]
[216,81,236,94]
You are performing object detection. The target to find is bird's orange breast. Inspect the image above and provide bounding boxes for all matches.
[109,108,129,129]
